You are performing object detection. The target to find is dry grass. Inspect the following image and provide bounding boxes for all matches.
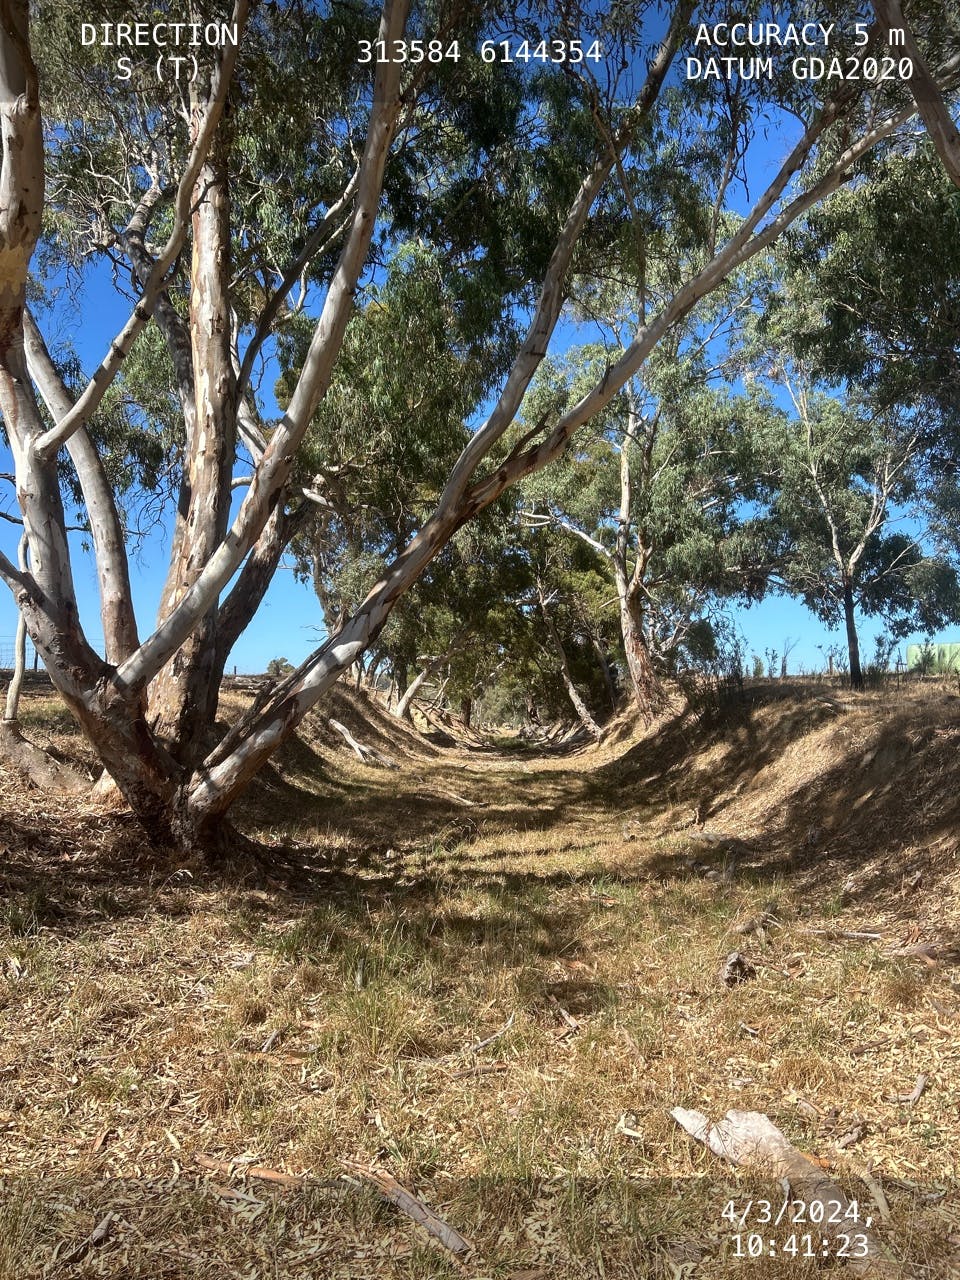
[0,682,958,1277]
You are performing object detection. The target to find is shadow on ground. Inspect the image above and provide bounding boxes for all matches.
[2,683,958,949]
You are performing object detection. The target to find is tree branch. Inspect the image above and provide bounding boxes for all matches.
[235,176,359,403]
[23,307,140,662]
[871,0,960,187]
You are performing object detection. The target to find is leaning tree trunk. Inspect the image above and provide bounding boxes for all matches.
[394,665,432,720]
[591,635,619,711]
[3,534,29,726]
[842,577,864,691]
[0,559,87,795]
[619,588,662,720]
[394,629,465,720]
[540,599,602,741]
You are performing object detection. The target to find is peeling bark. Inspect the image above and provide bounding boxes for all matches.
[618,588,662,721]
[149,138,238,765]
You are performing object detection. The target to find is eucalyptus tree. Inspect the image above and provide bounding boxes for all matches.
[750,381,960,688]
[771,143,960,576]
[741,134,960,687]
[2,0,960,852]
[283,237,524,715]
[520,328,767,718]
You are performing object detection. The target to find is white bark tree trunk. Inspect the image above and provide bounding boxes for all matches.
[4,533,28,724]
[394,630,466,720]
[539,594,603,741]
[148,137,238,764]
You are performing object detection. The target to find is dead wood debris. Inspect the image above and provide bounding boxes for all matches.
[328,718,399,769]
[887,939,960,966]
[671,1107,896,1277]
[411,1012,516,1068]
[731,905,781,938]
[343,1161,472,1257]
[547,992,580,1036]
[54,1211,113,1267]
[855,1163,892,1223]
[804,927,884,942]
[719,951,755,986]
[615,1113,644,1140]
[196,1151,471,1257]
[885,1073,928,1105]
[196,1154,311,1190]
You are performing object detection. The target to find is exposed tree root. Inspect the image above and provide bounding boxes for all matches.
[0,721,90,794]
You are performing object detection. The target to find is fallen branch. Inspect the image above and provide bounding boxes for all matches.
[431,787,478,807]
[671,1107,896,1277]
[447,1061,508,1081]
[196,1154,306,1189]
[465,1011,515,1054]
[855,1163,892,1223]
[411,772,479,807]
[886,940,959,966]
[885,1073,927,1105]
[343,1162,472,1256]
[412,1012,516,1067]
[547,992,580,1034]
[803,927,884,942]
[850,1036,894,1057]
[56,1212,113,1267]
[329,718,398,769]
[615,1113,644,1140]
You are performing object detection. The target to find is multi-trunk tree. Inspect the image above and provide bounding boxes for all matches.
[2,0,959,852]
[519,326,770,719]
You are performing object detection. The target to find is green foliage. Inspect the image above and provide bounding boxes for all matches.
[750,388,959,637]
[517,289,769,689]
[779,147,960,433]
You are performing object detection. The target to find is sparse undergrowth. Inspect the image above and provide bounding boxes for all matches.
[0,683,958,1277]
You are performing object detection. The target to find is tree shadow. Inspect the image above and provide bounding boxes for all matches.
[3,683,955,951]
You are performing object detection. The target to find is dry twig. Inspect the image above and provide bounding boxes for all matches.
[343,1162,472,1256]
